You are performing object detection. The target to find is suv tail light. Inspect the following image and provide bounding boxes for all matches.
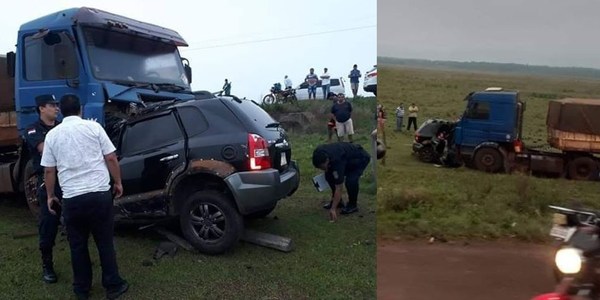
[513,139,523,153]
[248,133,272,170]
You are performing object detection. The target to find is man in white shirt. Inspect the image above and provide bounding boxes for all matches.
[320,68,331,100]
[395,104,405,131]
[41,94,128,300]
[284,75,293,89]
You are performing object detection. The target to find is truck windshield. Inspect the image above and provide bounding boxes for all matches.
[82,26,189,88]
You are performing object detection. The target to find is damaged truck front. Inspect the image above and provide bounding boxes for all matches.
[0,7,301,254]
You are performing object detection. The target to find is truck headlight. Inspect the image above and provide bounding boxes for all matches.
[555,248,583,274]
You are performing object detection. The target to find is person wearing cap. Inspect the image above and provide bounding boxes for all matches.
[330,92,354,142]
[24,94,62,284]
[41,94,128,299]
[312,142,371,220]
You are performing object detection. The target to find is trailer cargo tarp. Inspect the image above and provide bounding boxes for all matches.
[0,56,15,112]
[547,98,600,135]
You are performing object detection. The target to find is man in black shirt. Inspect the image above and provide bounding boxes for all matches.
[312,142,371,220]
[24,94,62,283]
[330,92,354,142]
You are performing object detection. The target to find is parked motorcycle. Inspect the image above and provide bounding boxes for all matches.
[532,205,600,300]
[262,83,298,105]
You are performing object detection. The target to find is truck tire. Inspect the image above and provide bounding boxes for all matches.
[567,156,599,181]
[474,147,503,173]
[23,159,41,220]
[246,204,277,219]
[180,191,244,254]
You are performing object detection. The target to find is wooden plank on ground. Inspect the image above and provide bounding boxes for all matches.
[153,227,196,252]
[241,229,294,253]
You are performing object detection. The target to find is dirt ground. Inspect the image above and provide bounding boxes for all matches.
[377,239,557,300]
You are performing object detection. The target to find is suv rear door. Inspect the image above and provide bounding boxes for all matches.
[118,111,187,196]
[222,99,292,173]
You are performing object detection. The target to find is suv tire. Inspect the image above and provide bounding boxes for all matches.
[180,191,244,254]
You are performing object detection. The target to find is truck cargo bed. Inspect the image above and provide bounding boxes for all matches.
[0,112,19,148]
[547,98,600,153]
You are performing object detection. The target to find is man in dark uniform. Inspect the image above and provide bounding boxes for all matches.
[25,94,62,283]
[312,142,371,221]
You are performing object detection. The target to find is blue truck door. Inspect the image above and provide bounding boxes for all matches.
[16,30,85,131]
[458,100,493,150]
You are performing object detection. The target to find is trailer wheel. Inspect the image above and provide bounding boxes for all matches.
[474,148,503,173]
[567,156,599,181]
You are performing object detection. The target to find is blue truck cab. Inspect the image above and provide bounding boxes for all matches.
[454,88,525,172]
[6,7,194,133]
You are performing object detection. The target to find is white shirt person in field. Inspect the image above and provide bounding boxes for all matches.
[40,94,129,299]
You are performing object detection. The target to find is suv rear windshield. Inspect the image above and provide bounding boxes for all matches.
[417,120,446,137]
[227,100,276,127]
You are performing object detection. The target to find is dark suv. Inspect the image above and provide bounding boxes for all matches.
[412,119,453,163]
[112,96,300,254]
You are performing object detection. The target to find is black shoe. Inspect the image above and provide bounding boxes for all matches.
[107,281,129,300]
[340,206,358,215]
[42,265,57,284]
[323,201,345,210]
[75,292,89,300]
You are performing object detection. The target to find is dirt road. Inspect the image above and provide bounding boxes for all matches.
[378,239,556,300]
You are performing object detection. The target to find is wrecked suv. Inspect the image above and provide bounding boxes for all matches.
[112,96,300,254]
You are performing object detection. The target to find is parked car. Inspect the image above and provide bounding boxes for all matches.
[412,118,454,163]
[112,95,300,254]
[295,77,345,100]
[363,65,377,96]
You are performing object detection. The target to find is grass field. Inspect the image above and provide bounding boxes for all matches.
[377,66,600,241]
[0,98,376,299]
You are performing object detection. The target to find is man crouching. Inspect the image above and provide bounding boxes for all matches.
[312,142,371,221]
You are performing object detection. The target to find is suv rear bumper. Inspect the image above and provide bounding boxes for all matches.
[224,161,300,215]
[363,84,377,93]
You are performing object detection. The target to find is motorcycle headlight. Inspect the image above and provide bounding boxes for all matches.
[555,247,583,274]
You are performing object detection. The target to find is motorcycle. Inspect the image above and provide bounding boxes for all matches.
[262,83,298,105]
[532,205,600,300]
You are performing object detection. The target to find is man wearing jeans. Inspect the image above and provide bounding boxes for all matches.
[41,94,128,300]
[305,68,319,100]
[320,67,331,99]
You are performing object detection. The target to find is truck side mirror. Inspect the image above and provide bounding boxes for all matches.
[182,58,192,84]
[6,51,15,78]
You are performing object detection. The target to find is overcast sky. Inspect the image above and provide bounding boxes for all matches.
[379,0,600,69]
[0,0,376,100]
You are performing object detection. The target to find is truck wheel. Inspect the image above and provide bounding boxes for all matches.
[246,204,277,219]
[474,148,503,173]
[567,156,599,181]
[418,145,435,163]
[180,191,244,254]
[23,159,41,220]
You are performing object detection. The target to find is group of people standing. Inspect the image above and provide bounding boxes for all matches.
[392,103,419,132]
[27,94,128,300]
[304,67,332,100]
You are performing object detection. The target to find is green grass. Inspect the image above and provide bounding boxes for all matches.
[377,66,600,241]
[0,99,376,299]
